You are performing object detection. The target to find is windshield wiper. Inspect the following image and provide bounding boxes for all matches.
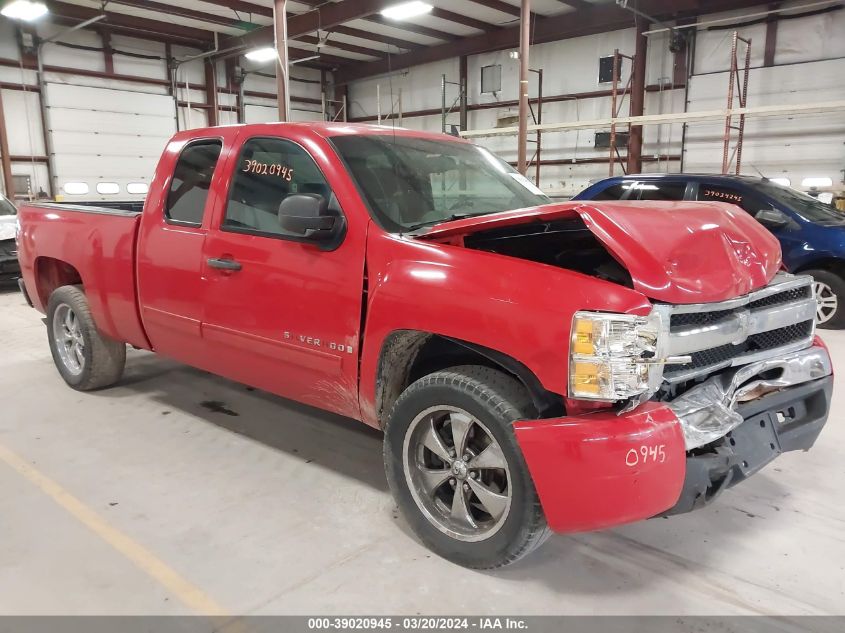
[404,212,491,232]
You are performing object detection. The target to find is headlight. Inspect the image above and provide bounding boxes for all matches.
[569,311,661,401]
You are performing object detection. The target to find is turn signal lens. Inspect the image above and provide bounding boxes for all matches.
[572,318,597,355]
[570,360,606,396]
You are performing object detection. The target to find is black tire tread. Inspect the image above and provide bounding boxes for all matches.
[385,365,550,569]
[47,285,126,390]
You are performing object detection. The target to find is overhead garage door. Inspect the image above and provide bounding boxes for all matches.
[45,82,176,202]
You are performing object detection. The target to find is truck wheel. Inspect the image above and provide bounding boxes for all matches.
[46,285,126,390]
[806,269,845,329]
[384,366,550,569]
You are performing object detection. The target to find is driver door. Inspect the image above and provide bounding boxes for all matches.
[200,133,367,419]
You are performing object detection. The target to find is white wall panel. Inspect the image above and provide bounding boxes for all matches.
[2,89,45,156]
[244,104,322,123]
[44,83,175,200]
[775,3,845,64]
[40,30,105,73]
[110,35,169,81]
[683,58,845,185]
[0,20,18,59]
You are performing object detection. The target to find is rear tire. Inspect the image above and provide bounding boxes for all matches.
[384,365,550,569]
[46,285,126,390]
[806,269,845,329]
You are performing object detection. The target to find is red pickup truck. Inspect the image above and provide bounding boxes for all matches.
[16,123,833,569]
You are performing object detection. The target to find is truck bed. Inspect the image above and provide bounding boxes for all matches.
[16,202,149,349]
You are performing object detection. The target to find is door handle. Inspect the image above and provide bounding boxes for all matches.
[207,257,242,271]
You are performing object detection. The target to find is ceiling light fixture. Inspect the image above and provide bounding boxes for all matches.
[770,177,791,187]
[1,0,48,21]
[381,1,433,20]
[244,47,277,63]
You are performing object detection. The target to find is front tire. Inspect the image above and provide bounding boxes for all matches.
[384,366,550,569]
[806,269,845,329]
[46,285,126,390]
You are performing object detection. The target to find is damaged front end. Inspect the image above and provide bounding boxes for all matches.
[663,345,832,515]
[668,345,832,451]
[652,273,833,514]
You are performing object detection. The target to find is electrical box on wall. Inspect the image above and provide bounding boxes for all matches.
[598,56,622,84]
[595,132,629,149]
[481,64,502,94]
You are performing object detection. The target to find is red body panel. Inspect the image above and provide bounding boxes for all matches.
[15,122,792,538]
[514,403,687,532]
[418,200,782,305]
[357,229,653,425]
[16,206,149,349]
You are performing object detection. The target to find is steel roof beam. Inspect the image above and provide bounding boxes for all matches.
[47,1,215,44]
[340,0,768,81]
[221,0,403,54]
[106,0,254,29]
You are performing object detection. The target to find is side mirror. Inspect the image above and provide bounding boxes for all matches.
[278,193,336,240]
[755,208,790,230]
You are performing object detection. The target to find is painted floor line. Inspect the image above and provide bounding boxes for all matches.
[0,441,230,617]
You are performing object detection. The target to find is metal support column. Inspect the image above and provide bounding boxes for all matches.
[609,50,634,176]
[0,86,14,198]
[273,0,290,122]
[526,68,543,186]
[517,0,531,174]
[205,59,218,127]
[721,32,752,174]
[627,17,648,175]
[459,55,468,132]
[440,75,465,134]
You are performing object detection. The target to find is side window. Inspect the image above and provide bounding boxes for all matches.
[165,140,222,226]
[633,181,686,201]
[223,137,333,238]
[697,184,766,215]
[591,183,629,200]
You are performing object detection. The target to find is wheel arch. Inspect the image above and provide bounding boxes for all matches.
[374,330,565,428]
[33,256,83,310]
[794,257,845,277]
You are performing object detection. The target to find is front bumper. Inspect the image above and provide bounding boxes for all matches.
[513,343,832,533]
[665,374,832,515]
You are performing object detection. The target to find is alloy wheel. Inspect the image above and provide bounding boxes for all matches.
[402,405,512,542]
[814,281,838,325]
[53,303,85,375]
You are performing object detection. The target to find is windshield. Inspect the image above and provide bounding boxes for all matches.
[758,182,844,225]
[0,196,16,216]
[330,134,550,232]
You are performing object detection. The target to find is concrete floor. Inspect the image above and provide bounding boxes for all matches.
[1,284,844,616]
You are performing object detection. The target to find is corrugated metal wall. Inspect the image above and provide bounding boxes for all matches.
[346,2,845,197]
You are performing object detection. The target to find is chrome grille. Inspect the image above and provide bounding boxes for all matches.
[659,273,816,383]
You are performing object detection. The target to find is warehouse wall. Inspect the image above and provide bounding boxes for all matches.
[346,1,845,197]
[0,18,326,202]
[2,3,843,202]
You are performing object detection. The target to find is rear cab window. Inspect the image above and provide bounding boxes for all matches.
[165,140,223,226]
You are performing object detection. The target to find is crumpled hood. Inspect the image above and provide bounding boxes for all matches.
[416,200,782,304]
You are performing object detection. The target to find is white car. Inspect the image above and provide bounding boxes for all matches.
[0,194,20,282]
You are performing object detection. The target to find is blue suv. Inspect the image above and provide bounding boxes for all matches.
[574,174,845,328]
